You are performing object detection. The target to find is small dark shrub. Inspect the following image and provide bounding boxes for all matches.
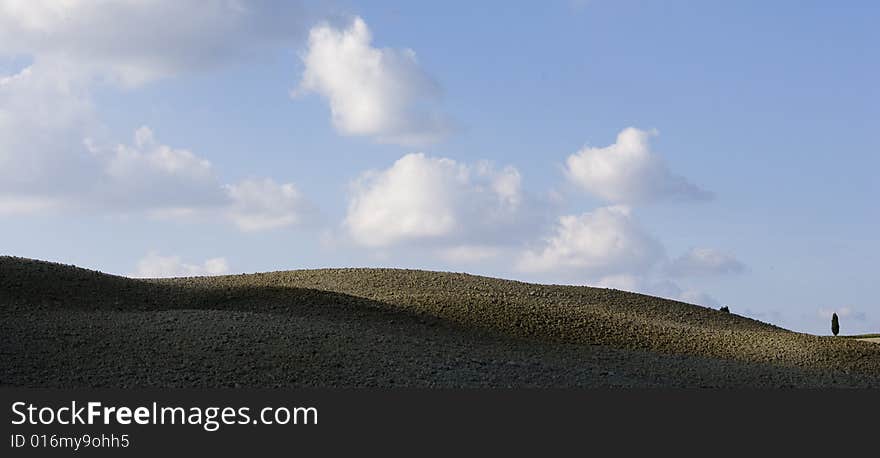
[719,306,729,313]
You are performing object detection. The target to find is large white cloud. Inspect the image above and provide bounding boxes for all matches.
[0,0,314,222]
[296,16,450,145]
[1,121,311,231]
[133,252,229,278]
[515,206,737,307]
[107,126,213,182]
[593,274,720,308]
[436,245,504,264]
[0,0,305,85]
[108,128,311,231]
[667,247,746,277]
[0,63,99,196]
[565,127,712,204]
[97,126,226,209]
[0,62,112,215]
[345,153,524,247]
[517,206,665,277]
[225,178,310,232]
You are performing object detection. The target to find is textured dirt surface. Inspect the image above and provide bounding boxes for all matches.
[2,256,879,388]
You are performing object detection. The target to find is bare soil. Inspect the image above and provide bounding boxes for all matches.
[2,256,878,388]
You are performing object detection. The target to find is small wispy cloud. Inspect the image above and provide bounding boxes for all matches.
[132,252,229,278]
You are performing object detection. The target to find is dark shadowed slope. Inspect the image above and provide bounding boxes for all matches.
[1,256,878,388]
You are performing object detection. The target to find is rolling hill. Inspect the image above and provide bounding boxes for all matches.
[2,256,878,388]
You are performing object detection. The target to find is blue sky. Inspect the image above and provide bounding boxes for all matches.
[1,1,877,335]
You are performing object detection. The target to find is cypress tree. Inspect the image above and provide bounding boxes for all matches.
[831,312,840,336]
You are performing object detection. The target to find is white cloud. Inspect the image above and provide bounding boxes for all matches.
[133,252,229,278]
[532,128,733,309]
[565,127,712,204]
[105,129,311,232]
[816,307,867,322]
[593,274,719,308]
[667,247,746,277]
[591,274,645,291]
[0,63,99,197]
[0,1,312,217]
[225,178,310,232]
[0,64,225,214]
[513,207,736,308]
[0,0,305,86]
[296,16,450,145]
[678,290,721,308]
[517,206,664,277]
[0,195,62,216]
[437,245,504,264]
[1,122,311,231]
[108,126,213,181]
[97,126,226,209]
[0,1,318,238]
[345,153,524,247]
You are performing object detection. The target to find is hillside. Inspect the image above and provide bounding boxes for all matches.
[2,256,878,388]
